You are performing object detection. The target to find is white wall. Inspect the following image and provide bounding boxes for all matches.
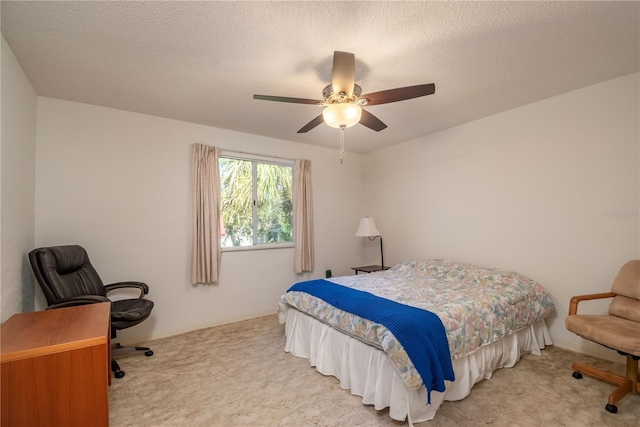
[35,98,366,342]
[365,73,640,360]
[1,36,37,322]
[22,64,640,361]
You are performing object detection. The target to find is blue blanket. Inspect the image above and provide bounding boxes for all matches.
[287,279,455,403]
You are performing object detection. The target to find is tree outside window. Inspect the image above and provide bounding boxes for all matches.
[219,156,293,248]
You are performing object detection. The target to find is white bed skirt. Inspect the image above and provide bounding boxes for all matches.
[282,308,553,424]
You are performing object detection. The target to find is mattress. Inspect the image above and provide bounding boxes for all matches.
[279,259,555,389]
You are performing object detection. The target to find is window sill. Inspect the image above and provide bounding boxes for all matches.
[221,243,295,252]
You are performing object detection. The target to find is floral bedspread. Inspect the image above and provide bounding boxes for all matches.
[278,259,555,389]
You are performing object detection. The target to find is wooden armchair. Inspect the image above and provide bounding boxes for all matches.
[565,260,640,413]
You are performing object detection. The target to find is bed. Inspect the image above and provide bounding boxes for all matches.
[278,259,555,424]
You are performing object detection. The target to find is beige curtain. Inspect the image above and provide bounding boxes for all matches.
[294,159,314,273]
[191,143,221,284]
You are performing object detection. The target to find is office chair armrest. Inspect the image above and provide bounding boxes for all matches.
[104,281,149,298]
[47,295,111,309]
[568,292,617,315]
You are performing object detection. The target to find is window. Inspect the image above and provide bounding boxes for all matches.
[219,153,293,249]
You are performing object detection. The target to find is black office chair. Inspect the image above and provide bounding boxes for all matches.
[29,245,155,378]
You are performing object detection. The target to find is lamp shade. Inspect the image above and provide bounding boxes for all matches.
[355,217,381,237]
[323,103,362,128]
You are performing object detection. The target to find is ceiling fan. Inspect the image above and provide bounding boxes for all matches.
[254,51,436,132]
[253,51,436,162]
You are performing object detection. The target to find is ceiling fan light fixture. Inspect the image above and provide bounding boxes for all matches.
[255,52,435,136]
[322,103,362,129]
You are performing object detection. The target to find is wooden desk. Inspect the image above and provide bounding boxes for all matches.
[1,303,111,427]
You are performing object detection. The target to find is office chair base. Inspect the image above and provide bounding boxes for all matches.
[111,359,125,379]
[571,355,639,412]
[113,342,154,356]
[111,343,153,378]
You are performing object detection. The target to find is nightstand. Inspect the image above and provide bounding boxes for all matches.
[351,265,390,275]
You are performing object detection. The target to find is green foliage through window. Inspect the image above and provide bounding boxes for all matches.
[219,156,293,247]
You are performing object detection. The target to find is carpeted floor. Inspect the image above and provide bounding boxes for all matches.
[109,315,639,426]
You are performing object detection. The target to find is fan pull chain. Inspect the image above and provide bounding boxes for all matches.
[339,125,345,164]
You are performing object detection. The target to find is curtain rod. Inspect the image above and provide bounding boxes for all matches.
[220,149,295,163]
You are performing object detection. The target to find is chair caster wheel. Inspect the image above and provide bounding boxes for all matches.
[145,350,153,357]
[605,404,617,413]
[572,371,583,379]
[114,370,125,379]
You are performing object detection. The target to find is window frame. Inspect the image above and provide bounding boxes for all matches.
[219,151,295,252]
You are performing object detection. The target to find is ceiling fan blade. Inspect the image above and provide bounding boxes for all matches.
[361,83,435,106]
[360,109,387,132]
[331,51,356,98]
[297,115,325,133]
[254,94,321,105]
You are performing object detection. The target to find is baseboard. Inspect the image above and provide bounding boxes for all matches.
[120,316,628,366]
[117,310,279,346]
[552,338,625,364]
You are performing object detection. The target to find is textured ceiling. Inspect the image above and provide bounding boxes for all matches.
[1,1,638,154]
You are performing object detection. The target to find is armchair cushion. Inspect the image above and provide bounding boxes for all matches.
[609,295,640,323]
[111,299,154,330]
[31,245,107,303]
[566,314,640,356]
[611,260,640,299]
[48,295,111,309]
